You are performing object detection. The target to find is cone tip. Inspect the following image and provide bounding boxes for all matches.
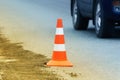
[57,18,62,20]
[56,18,63,28]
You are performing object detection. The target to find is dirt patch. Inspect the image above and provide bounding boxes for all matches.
[0,33,62,80]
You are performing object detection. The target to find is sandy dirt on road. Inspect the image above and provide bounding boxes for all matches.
[0,32,65,80]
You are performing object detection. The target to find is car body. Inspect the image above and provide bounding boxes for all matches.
[71,0,120,38]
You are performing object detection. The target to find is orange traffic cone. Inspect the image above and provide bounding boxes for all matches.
[47,18,73,67]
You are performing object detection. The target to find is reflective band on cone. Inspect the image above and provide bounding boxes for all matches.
[54,44,66,51]
[56,28,64,35]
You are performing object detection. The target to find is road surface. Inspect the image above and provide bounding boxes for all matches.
[0,0,120,80]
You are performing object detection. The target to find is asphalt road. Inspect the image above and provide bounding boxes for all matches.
[0,0,120,80]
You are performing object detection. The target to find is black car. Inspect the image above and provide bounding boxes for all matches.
[71,0,120,38]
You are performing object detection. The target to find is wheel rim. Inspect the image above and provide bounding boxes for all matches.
[73,1,78,25]
[95,3,101,33]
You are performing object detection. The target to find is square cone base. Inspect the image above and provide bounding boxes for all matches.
[47,60,73,67]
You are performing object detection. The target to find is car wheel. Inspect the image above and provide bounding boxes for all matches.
[72,0,89,30]
[95,0,113,38]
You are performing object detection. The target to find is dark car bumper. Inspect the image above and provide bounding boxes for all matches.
[102,0,120,25]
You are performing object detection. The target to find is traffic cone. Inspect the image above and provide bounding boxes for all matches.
[47,18,73,67]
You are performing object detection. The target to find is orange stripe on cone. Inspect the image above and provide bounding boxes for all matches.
[52,51,67,61]
[55,35,65,44]
[56,18,63,28]
[47,18,73,67]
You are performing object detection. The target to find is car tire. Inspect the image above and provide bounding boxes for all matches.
[94,0,113,38]
[72,0,89,30]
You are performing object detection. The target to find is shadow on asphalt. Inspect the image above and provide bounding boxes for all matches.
[66,26,120,40]
[112,28,120,38]
[86,27,120,39]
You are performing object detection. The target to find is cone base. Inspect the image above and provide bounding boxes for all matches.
[47,60,73,67]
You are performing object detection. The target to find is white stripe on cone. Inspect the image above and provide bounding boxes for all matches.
[54,44,66,51]
[56,28,64,35]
